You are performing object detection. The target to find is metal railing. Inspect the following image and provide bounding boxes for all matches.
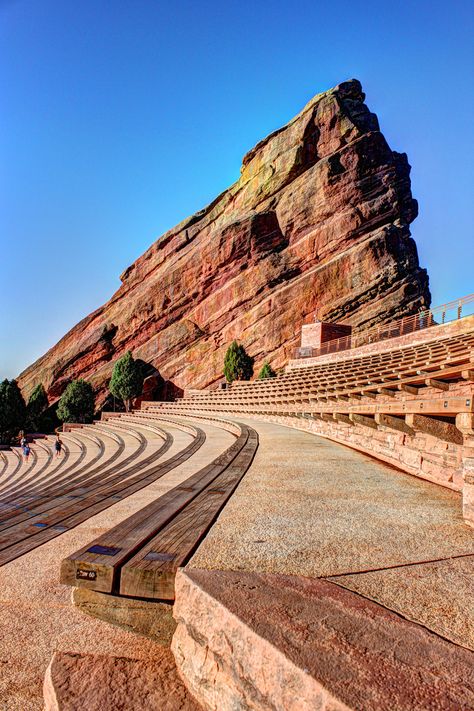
[295,293,474,360]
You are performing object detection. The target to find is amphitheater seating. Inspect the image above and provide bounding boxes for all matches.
[0,406,259,603]
[60,416,258,600]
[0,416,210,566]
[137,322,474,516]
[148,330,474,421]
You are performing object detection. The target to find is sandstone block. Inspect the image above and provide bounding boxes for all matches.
[172,568,474,711]
[72,587,176,644]
[462,461,474,526]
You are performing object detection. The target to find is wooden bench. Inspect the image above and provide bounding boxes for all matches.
[0,418,205,567]
[61,419,258,600]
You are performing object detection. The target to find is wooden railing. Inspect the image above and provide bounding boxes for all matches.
[295,294,474,359]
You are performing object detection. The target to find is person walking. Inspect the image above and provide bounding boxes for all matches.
[55,434,62,458]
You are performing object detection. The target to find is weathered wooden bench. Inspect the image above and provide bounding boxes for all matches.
[0,418,205,567]
[61,419,258,600]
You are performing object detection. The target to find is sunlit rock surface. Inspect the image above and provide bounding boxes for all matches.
[18,79,430,404]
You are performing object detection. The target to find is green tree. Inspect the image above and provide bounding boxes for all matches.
[223,341,254,383]
[57,379,95,423]
[0,379,26,444]
[257,361,276,379]
[109,351,144,411]
[26,383,48,432]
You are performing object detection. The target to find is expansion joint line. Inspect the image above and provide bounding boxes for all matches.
[326,551,474,579]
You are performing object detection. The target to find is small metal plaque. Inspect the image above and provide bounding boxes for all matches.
[76,569,97,581]
[144,551,176,562]
[52,525,68,532]
[87,544,122,556]
[34,522,48,528]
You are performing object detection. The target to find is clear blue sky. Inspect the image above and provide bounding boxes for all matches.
[1,0,473,379]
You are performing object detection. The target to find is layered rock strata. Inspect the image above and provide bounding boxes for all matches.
[18,79,430,404]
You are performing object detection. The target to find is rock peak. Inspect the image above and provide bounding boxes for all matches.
[18,80,430,404]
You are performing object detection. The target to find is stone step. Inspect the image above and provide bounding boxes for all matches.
[172,568,474,711]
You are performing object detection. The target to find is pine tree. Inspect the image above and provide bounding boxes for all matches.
[223,341,254,383]
[57,379,95,423]
[109,351,144,411]
[257,361,276,379]
[26,383,48,432]
[0,379,27,444]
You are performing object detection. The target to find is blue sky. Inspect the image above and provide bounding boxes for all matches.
[1,0,473,379]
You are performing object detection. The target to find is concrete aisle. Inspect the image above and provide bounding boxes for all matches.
[190,418,474,650]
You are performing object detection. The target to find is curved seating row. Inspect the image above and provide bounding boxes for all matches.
[0,416,208,567]
[61,414,259,600]
[154,330,474,417]
[141,325,474,523]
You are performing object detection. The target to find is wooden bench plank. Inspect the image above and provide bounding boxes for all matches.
[0,424,160,532]
[60,423,253,593]
[0,422,203,567]
[119,427,259,600]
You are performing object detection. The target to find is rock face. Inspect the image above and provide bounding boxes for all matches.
[18,79,430,405]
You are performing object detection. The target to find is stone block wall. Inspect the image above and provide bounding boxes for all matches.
[301,322,352,350]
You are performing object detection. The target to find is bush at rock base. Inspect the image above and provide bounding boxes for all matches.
[109,351,145,411]
[224,341,254,383]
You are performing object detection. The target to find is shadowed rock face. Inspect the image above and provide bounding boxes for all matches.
[18,79,430,405]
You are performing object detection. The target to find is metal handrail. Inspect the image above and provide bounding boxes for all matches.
[295,293,474,360]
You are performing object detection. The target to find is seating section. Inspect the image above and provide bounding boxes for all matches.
[150,330,474,419]
[4,320,473,600]
[2,406,258,602]
[140,325,474,517]
[0,415,207,566]
[61,415,258,600]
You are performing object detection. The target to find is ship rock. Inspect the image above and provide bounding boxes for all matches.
[18,79,431,405]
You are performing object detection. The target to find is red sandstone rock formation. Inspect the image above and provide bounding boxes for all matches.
[18,79,430,405]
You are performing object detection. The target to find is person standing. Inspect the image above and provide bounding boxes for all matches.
[23,443,31,462]
[55,434,62,458]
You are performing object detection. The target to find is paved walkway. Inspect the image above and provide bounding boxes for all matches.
[190,418,474,650]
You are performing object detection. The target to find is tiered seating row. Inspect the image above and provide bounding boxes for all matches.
[151,331,474,420]
[0,416,206,566]
[61,414,258,600]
